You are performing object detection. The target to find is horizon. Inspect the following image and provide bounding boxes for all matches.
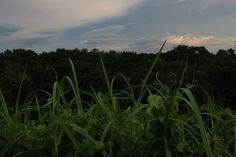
[0,0,236,53]
[1,44,234,55]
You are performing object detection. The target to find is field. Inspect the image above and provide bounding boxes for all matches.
[0,46,236,157]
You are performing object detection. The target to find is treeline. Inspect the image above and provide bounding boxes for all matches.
[0,45,236,108]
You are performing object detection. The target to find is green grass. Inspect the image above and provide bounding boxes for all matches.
[0,44,236,156]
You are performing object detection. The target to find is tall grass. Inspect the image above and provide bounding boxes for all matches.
[0,44,236,156]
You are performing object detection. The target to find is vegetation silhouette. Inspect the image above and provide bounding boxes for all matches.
[0,45,235,108]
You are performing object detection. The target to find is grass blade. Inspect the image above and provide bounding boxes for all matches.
[180,88,213,157]
[100,56,116,111]
[138,41,166,103]
[69,59,82,114]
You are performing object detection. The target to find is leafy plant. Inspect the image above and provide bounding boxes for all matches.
[0,44,235,156]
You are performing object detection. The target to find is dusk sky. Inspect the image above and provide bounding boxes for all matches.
[0,0,236,53]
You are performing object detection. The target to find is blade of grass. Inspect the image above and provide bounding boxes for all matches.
[234,126,236,157]
[101,122,112,142]
[52,82,58,115]
[64,126,80,150]
[69,123,96,144]
[179,56,188,88]
[64,76,83,116]
[35,96,41,120]
[137,41,166,104]
[15,66,27,122]
[111,74,137,106]
[69,59,82,114]
[100,56,117,111]
[180,88,213,157]
[0,90,10,120]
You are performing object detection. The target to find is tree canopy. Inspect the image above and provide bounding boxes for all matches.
[0,45,235,108]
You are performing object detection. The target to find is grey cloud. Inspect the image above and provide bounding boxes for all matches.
[0,35,62,52]
[14,29,63,47]
[176,0,186,3]
[19,36,55,46]
[0,23,23,36]
[0,0,143,36]
[80,19,90,22]
[0,28,62,51]
[125,37,166,53]
[79,25,125,46]
[17,32,62,48]
[80,39,115,45]
[79,25,173,53]
[39,31,60,36]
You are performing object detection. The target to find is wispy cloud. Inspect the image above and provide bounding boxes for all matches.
[0,0,143,37]
[0,23,23,36]
[79,28,236,53]
[188,5,208,14]
[79,25,128,50]
[80,25,124,43]
[1,0,236,52]
[203,36,236,51]
[165,34,236,52]
[176,0,187,3]
[79,26,166,53]
[18,36,59,47]
[166,35,214,46]
[0,0,145,51]
[125,37,165,53]
[0,30,63,52]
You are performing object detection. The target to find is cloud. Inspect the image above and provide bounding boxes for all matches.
[79,25,162,52]
[0,23,23,36]
[188,5,208,14]
[0,0,143,37]
[79,25,236,53]
[0,31,63,52]
[153,3,159,7]
[79,26,167,53]
[124,35,236,53]
[0,0,144,51]
[203,36,236,51]
[125,37,165,52]
[176,0,187,3]
[166,35,214,46]
[19,36,59,47]
[79,25,127,49]
[199,5,208,11]
[165,34,236,52]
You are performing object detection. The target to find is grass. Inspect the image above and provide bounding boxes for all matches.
[0,43,236,156]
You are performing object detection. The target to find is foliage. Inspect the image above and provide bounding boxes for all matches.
[0,47,236,156]
[0,46,235,108]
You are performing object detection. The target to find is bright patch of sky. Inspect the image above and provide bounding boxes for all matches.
[0,0,236,53]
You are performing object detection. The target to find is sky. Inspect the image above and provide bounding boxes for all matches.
[0,0,236,53]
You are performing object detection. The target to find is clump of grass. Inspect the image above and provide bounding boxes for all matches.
[0,43,236,156]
